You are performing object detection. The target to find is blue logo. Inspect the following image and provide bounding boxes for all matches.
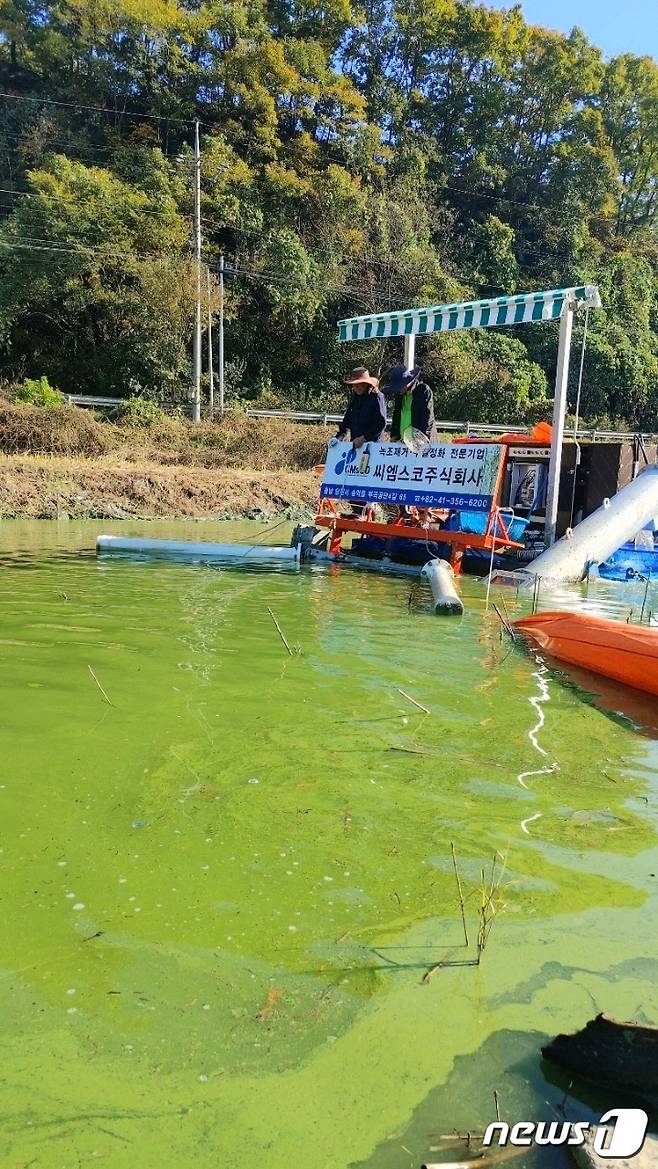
[334,446,357,476]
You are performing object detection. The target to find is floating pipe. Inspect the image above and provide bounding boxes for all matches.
[421,558,464,615]
[523,465,658,583]
[96,535,301,565]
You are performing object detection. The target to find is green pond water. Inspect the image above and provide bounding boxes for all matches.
[2,517,658,1169]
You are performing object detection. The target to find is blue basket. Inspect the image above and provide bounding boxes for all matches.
[446,510,529,542]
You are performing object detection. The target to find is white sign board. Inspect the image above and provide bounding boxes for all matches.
[320,441,503,511]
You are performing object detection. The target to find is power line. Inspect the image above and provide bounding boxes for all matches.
[435,179,621,229]
[0,185,187,219]
[0,129,131,155]
[218,262,393,305]
[0,236,187,262]
[0,128,193,163]
[0,92,641,233]
[0,108,633,238]
[0,235,488,317]
[0,140,195,169]
[0,203,183,227]
[0,241,376,310]
[0,91,194,125]
[280,139,623,229]
[0,238,441,307]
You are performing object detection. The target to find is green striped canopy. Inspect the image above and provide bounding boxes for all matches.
[338,285,601,342]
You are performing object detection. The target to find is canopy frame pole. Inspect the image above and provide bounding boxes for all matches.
[545,300,575,546]
[404,333,416,369]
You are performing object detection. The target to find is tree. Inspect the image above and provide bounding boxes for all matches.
[0,153,193,395]
[0,0,655,422]
[598,54,658,236]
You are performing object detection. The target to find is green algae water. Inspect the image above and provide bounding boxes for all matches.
[2,518,658,1169]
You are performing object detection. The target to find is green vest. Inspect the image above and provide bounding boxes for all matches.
[400,392,413,441]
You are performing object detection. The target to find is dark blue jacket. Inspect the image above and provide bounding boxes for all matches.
[337,389,387,443]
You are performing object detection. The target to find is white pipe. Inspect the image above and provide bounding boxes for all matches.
[421,558,464,615]
[525,465,658,583]
[96,535,301,564]
[404,333,416,369]
[544,301,574,546]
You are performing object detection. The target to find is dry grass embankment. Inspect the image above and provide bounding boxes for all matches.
[0,402,331,519]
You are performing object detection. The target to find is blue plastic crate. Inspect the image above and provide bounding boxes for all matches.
[446,510,529,542]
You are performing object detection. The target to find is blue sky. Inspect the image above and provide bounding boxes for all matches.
[486,0,657,59]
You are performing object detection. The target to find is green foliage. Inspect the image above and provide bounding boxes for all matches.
[425,332,550,423]
[0,0,656,424]
[119,395,164,428]
[14,375,64,407]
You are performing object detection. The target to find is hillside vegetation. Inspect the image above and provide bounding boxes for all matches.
[0,398,330,468]
[0,400,326,518]
[0,0,656,426]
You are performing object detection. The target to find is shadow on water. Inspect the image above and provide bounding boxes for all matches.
[540,1057,658,1130]
[350,1030,569,1169]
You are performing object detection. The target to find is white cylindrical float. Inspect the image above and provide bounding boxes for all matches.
[421,558,464,615]
[96,534,301,566]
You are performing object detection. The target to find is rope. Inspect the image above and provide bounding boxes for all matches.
[572,306,590,439]
[484,515,497,610]
[568,306,590,528]
[485,508,514,609]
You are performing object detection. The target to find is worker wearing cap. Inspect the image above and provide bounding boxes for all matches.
[335,367,387,448]
[387,365,437,443]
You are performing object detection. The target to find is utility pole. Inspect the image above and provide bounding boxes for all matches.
[206,265,214,418]
[191,119,202,423]
[218,254,225,416]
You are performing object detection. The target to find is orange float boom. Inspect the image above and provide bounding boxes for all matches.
[513,611,658,697]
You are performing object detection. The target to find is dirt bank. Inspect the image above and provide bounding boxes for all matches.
[0,455,319,520]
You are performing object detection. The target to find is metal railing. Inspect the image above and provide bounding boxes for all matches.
[63,398,658,444]
[66,394,124,409]
[244,408,658,443]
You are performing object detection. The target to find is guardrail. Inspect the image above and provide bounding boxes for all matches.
[66,394,124,409]
[63,398,658,444]
[244,408,658,443]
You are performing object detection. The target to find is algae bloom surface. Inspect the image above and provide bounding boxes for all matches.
[1,519,657,1168]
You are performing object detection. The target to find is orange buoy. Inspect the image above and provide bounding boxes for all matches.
[513,611,658,697]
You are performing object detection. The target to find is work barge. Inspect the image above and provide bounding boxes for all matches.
[97,284,658,600]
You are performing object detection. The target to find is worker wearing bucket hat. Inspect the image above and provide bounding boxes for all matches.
[387,365,437,445]
[335,366,387,449]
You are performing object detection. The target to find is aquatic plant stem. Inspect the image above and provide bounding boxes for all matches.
[267,607,294,656]
[87,664,113,706]
[450,841,469,948]
[396,687,430,714]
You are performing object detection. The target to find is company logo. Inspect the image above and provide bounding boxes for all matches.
[480,1109,648,1158]
[334,446,358,476]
